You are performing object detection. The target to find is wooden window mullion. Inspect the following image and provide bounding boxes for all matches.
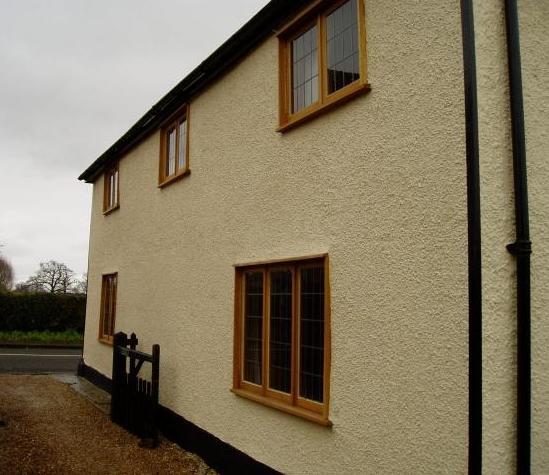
[318,14,326,105]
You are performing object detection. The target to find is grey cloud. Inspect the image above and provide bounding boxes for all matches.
[0,0,266,281]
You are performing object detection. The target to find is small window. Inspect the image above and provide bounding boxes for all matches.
[103,163,119,214]
[99,273,117,344]
[278,0,369,131]
[159,105,190,187]
[233,256,331,426]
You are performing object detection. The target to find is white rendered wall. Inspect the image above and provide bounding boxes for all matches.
[83,1,469,472]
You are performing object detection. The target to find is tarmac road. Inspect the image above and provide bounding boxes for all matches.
[0,347,82,373]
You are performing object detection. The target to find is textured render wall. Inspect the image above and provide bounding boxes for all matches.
[474,1,517,472]
[475,2,549,473]
[521,1,549,472]
[83,1,468,473]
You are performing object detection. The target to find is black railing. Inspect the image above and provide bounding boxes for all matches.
[111,331,159,446]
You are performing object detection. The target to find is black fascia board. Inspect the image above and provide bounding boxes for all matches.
[78,0,311,183]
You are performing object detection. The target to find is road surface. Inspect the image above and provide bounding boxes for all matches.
[0,347,82,373]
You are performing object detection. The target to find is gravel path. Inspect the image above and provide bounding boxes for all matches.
[0,374,216,474]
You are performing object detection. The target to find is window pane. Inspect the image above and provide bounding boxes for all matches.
[299,266,324,402]
[244,272,263,384]
[102,274,116,339]
[109,173,115,208]
[327,0,360,94]
[291,25,319,113]
[178,119,187,171]
[167,128,176,176]
[109,276,117,337]
[269,270,292,393]
[102,279,110,337]
[113,170,118,207]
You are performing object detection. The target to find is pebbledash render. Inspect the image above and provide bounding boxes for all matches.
[78,1,549,473]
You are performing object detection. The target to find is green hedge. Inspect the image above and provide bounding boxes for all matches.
[0,293,86,332]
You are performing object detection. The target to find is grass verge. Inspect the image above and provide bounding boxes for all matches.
[0,330,83,345]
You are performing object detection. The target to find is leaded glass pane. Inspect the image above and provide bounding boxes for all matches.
[178,119,187,171]
[291,25,319,113]
[112,170,118,207]
[327,0,360,94]
[244,272,263,384]
[109,173,115,208]
[269,270,292,393]
[167,128,176,176]
[299,266,324,402]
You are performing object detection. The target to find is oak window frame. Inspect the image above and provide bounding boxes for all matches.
[98,273,117,345]
[232,254,332,426]
[277,0,370,132]
[103,163,119,214]
[158,105,190,188]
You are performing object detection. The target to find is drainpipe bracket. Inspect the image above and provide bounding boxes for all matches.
[507,240,532,256]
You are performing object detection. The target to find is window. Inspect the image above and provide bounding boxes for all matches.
[103,163,119,214]
[278,0,369,131]
[233,256,331,425]
[99,273,117,343]
[159,105,190,187]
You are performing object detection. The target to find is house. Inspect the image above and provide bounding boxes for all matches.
[77,0,549,473]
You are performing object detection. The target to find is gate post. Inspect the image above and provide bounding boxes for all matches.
[151,344,160,445]
[111,331,127,424]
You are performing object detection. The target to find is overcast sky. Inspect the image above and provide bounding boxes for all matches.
[0,0,266,283]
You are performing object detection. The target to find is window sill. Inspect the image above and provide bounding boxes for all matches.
[231,388,332,427]
[102,204,119,216]
[98,337,113,346]
[158,169,191,188]
[277,81,371,133]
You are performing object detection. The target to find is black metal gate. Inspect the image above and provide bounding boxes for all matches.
[111,331,160,446]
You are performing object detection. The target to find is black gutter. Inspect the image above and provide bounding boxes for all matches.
[504,1,532,473]
[460,0,482,473]
[78,0,311,183]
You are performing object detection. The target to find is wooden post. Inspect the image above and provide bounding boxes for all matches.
[127,333,138,432]
[151,344,160,446]
[111,331,127,424]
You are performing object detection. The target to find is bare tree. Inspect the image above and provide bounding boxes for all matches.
[25,261,75,294]
[72,272,88,294]
[0,255,14,292]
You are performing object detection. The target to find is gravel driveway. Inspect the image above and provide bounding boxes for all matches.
[0,374,215,474]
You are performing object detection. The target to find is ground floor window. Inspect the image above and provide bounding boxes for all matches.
[232,255,331,425]
[99,273,117,344]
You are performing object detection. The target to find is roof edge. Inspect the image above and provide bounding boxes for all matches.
[78,0,310,183]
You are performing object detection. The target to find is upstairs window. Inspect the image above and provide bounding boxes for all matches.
[103,163,119,214]
[278,0,369,131]
[233,255,331,426]
[99,273,117,344]
[159,105,190,187]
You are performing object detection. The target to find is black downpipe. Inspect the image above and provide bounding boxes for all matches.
[460,1,483,473]
[504,1,532,473]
